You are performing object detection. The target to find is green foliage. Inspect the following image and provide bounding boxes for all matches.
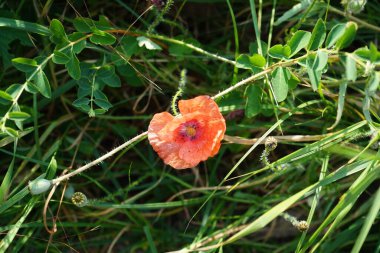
[29,68,51,98]
[355,45,380,63]
[287,30,311,57]
[90,29,116,45]
[307,18,326,50]
[168,36,200,56]
[8,111,30,121]
[335,22,358,50]
[0,91,13,104]
[245,85,262,118]
[324,21,358,50]
[236,53,266,71]
[49,19,68,44]
[11,57,38,72]
[0,18,45,69]
[306,50,329,91]
[346,55,357,82]
[271,67,290,102]
[268,44,291,59]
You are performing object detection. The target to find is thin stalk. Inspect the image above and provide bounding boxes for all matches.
[109,29,236,64]
[33,94,41,159]
[351,185,380,253]
[264,0,280,130]
[147,0,174,34]
[212,52,314,100]
[296,155,329,252]
[52,131,148,184]
[249,0,262,55]
[258,0,262,31]
[226,0,239,84]
[328,5,380,33]
[324,0,330,22]
[223,133,334,145]
[147,33,236,65]
[294,0,317,31]
[266,0,277,62]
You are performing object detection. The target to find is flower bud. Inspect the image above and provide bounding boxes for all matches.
[346,0,367,14]
[297,220,309,232]
[28,179,52,195]
[151,0,165,8]
[282,213,309,232]
[364,61,374,77]
[64,184,75,199]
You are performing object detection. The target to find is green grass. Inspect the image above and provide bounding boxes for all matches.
[0,0,379,252]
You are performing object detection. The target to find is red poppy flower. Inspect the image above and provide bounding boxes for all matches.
[148,95,226,169]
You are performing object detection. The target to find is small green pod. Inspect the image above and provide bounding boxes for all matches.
[64,184,75,199]
[28,178,52,195]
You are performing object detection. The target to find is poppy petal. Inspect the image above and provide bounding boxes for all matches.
[179,138,210,165]
[156,142,194,169]
[178,95,221,118]
[148,112,173,134]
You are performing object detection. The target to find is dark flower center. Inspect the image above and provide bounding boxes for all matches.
[180,120,200,140]
[185,125,197,137]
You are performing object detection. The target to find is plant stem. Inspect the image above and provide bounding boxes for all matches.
[226,0,239,84]
[223,133,334,145]
[52,131,148,185]
[33,94,41,159]
[109,29,236,65]
[147,0,174,34]
[145,33,237,65]
[249,0,262,55]
[212,52,314,100]
[328,5,380,33]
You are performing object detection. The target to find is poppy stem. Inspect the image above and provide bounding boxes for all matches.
[147,0,175,34]
[51,131,148,186]
[260,136,278,168]
[171,89,182,116]
[171,69,186,116]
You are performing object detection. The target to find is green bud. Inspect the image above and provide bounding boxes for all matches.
[64,184,75,199]
[348,0,366,14]
[342,0,367,14]
[28,178,52,195]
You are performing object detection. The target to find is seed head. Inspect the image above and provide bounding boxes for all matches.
[297,220,309,232]
[265,136,278,152]
[71,192,88,207]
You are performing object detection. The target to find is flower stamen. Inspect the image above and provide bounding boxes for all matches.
[180,121,199,140]
[185,125,197,137]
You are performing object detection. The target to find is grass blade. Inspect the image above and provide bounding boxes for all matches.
[351,185,380,253]
[296,155,329,252]
[0,198,36,252]
[0,17,49,35]
[225,160,372,244]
